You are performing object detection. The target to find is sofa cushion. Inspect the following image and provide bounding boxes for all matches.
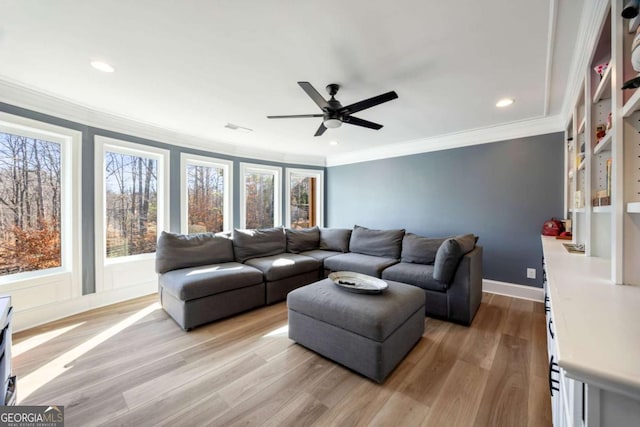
[324,252,399,278]
[300,249,343,263]
[232,227,286,263]
[159,262,264,301]
[245,253,321,281]
[401,233,447,265]
[381,262,447,292]
[156,231,235,274]
[319,228,352,252]
[349,225,405,259]
[286,226,320,253]
[433,234,477,283]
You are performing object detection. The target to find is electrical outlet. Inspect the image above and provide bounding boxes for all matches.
[527,268,536,279]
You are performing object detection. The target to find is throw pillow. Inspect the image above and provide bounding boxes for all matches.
[349,225,405,259]
[433,234,477,284]
[286,226,320,253]
[155,231,235,274]
[401,233,447,264]
[232,227,286,263]
[319,228,352,252]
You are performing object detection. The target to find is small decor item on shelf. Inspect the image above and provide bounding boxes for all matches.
[623,0,640,19]
[542,218,565,237]
[595,124,606,141]
[593,62,609,79]
[606,112,613,131]
[563,243,585,254]
[622,75,640,89]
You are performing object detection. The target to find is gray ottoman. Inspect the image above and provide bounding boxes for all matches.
[287,278,425,383]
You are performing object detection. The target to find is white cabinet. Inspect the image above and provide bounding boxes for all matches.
[542,236,640,426]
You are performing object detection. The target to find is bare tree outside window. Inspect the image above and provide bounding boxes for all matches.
[0,132,62,276]
[105,151,158,258]
[186,164,225,233]
[245,172,274,229]
[290,175,316,229]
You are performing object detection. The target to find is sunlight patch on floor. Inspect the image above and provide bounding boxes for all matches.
[262,324,289,338]
[18,302,161,403]
[14,322,85,358]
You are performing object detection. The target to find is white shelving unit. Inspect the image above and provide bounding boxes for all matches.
[628,202,640,213]
[593,131,612,154]
[593,205,612,213]
[592,61,612,103]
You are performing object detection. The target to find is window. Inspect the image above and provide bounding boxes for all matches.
[95,137,169,261]
[285,168,324,229]
[180,154,233,233]
[240,163,281,229]
[0,113,80,283]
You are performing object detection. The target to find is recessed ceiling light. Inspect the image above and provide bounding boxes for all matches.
[329,141,338,146]
[90,60,115,73]
[496,98,515,108]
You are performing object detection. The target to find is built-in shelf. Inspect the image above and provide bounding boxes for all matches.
[593,63,612,103]
[593,132,612,154]
[627,202,640,213]
[623,88,640,118]
[578,159,586,171]
[578,117,586,134]
[570,208,586,213]
[593,205,611,213]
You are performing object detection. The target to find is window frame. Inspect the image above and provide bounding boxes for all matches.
[239,162,282,229]
[0,112,82,290]
[285,168,324,229]
[94,136,170,267]
[180,153,233,234]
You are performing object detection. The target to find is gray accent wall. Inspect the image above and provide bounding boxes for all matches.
[326,132,564,287]
[0,102,324,295]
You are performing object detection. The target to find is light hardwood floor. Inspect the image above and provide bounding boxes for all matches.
[13,292,551,427]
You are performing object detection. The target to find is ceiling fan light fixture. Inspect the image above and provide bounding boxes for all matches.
[323,118,342,129]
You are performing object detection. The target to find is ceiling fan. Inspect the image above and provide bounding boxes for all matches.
[267,82,398,136]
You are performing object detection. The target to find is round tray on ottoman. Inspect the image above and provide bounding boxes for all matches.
[328,271,388,294]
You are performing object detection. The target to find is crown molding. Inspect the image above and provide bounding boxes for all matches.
[325,115,564,167]
[560,0,610,127]
[0,78,326,167]
[0,76,570,169]
[544,0,559,116]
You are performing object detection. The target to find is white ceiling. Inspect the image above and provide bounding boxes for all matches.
[0,0,584,165]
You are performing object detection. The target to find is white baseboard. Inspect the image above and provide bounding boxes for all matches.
[13,282,157,333]
[482,279,544,302]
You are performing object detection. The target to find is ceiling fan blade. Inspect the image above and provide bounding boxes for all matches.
[267,114,324,119]
[340,91,398,115]
[298,82,329,110]
[342,115,383,130]
[314,123,327,137]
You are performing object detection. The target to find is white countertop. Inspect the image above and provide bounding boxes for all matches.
[541,236,640,400]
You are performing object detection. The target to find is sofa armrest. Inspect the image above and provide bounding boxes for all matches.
[446,246,483,325]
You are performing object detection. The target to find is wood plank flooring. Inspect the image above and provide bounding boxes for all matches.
[12,292,551,427]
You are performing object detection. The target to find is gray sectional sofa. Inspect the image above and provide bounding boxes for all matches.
[155,225,483,330]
